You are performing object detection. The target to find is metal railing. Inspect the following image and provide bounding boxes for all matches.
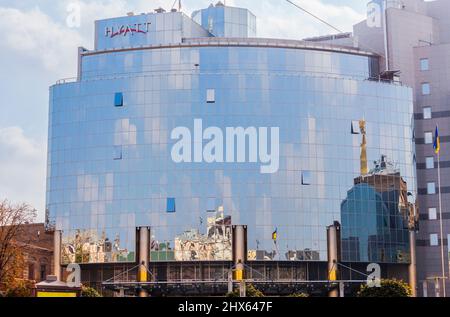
[55,77,77,85]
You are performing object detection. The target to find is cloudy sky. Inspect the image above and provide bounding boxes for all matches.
[0,0,368,221]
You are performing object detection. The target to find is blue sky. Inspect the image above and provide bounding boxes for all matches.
[0,0,368,221]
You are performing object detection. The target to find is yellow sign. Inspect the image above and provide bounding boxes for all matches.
[37,292,77,298]
[234,269,244,281]
[329,269,337,281]
[139,270,148,282]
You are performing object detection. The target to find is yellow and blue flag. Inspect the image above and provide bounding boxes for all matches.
[434,126,441,154]
[272,228,278,241]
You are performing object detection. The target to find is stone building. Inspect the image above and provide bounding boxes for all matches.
[14,223,54,283]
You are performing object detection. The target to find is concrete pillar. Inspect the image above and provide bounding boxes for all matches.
[423,280,428,298]
[409,230,417,297]
[115,288,125,298]
[339,282,345,298]
[228,271,233,294]
[435,278,441,298]
[137,227,150,298]
[54,230,62,281]
[327,222,341,298]
[233,225,247,297]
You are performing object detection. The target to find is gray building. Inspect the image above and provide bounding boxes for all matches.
[307,0,450,297]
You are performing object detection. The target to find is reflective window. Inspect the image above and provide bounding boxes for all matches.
[429,208,437,220]
[423,107,432,119]
[427,182,436,195]
[61,228,136,264]
[167,198,176,213]
[40,264,47,281]
[302,171,312,185]
[420,58,429,71]
[430,234,439,246]
[426,157,434,169]
[422,83,431,95]
[207,89,215,103]
[114,92,123,107]
[207,198,216,212]
[113,146,122,160]
[28,263,35,280]
[425,132,433,144]
[351,121,360,134]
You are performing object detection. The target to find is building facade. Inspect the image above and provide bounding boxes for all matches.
[0,223,53,289]
[317,0,450,297]
[46,3,417,295]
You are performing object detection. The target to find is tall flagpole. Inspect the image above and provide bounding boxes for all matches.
[437,124,447,297]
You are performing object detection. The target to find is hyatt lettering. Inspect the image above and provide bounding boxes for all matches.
[105,22,151,38]
[171,119,280,174]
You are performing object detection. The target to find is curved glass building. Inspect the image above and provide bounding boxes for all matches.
[47,3,417,295]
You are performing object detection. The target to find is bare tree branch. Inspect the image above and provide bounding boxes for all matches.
[0,200,36,285]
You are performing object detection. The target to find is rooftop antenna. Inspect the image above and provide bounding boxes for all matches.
[382,0,390,71]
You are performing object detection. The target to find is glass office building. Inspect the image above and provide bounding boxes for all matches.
[47,3,417,294]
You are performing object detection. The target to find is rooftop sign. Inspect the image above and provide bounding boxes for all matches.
[104,22,152,38]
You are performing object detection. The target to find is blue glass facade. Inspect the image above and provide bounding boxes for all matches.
[46,6,417,268]
[192,4,256,37]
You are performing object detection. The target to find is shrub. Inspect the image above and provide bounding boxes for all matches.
[81,286,102,297]
[357,279,412,297]
[288,293,309,297]
[226,284,265,297]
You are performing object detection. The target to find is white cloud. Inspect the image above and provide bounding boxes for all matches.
[243,0,366,40]
[0,127,47,222]
[0,7,83,76]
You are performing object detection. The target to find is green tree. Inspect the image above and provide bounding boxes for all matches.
[81,285,102,297]
[226,284,265,297]
[357,279,412,297]
[288,293,309,297]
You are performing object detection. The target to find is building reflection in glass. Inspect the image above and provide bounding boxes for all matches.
[151,210,232,261]
[62,229,135,264]
[341,149,415,263]
[48,38,417,265]
[248,247,320,262]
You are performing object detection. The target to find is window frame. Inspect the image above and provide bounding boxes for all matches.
[421,83,431,95]
[420,58,429,71]
[302,171,312,186]
[426,157,435,169]
[114,92,124,107]
[430,233,439,246]
[429,207,437,220]
[427,182,436,195]
[206,89,216,103]
[113,145,123,160]
[351,121,360,134]
[423,107,432,120]
[167,198,176,213]
[424,132,433,144]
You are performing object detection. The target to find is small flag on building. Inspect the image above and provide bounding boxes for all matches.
[272,228,278,241]
[434,126,441,154]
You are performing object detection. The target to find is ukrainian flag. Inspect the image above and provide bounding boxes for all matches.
[434,126,441,154]
[272,228,278,241]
